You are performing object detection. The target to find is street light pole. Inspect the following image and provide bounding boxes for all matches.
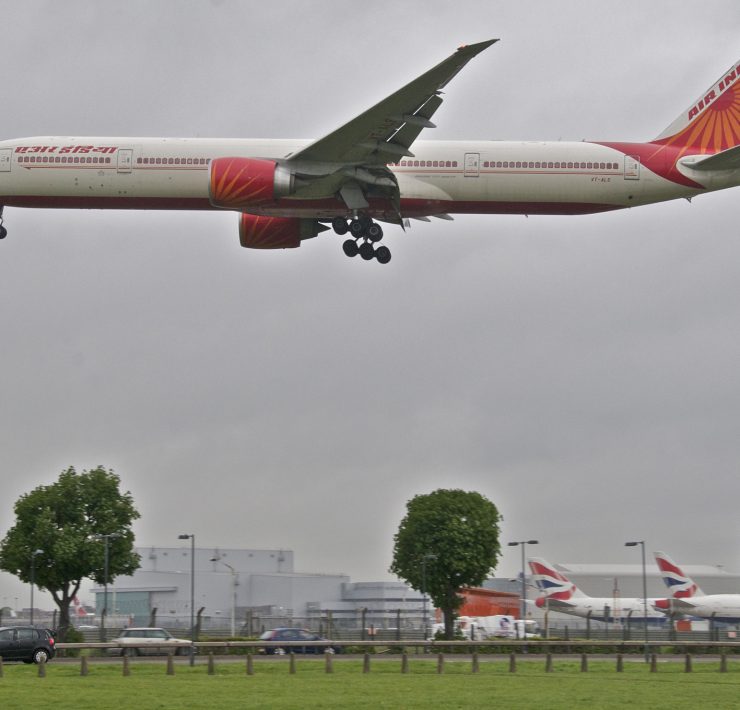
[29,549,43,626]
[507,540,538,630]
[420,553,437,640]
[210,557,237,637]
[625,540,649,662]
[91,533,121,641]
[178,534,195,666]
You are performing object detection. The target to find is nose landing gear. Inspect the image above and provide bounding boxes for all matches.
[334,217,391,264]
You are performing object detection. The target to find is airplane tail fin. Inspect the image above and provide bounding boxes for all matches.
[653,551,704,598]
[653,60,740,152]
[528,557,587,602]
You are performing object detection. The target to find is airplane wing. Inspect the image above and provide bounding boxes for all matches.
[289,39,497,165]
[284,40,497,216]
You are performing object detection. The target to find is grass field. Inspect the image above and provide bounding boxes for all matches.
[0,658,739,709]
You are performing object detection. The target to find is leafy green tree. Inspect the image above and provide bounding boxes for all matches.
[0,466,141,639]
[390,489,501,639]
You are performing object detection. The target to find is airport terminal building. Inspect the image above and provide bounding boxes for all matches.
[90,546,425,632]
[90,546,740,632]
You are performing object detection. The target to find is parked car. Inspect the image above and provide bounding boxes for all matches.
[258,628,340,655]
[0,626,56,664]
[108,627,192,656]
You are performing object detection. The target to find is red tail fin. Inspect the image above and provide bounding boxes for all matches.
[654,60,740,151]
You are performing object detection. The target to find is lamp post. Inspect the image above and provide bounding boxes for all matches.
[420,554,437,640]
[178,534,195,666]
[507,540,538,631]
[29,549,43,626]
[625,540,649,662]
[210,557,237,637]
[91,533,121,641]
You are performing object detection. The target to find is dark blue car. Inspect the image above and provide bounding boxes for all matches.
[0,626,56,664]
[258,628,340,655]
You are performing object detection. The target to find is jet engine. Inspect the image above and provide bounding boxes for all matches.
[210,157,294,209]
[238,213,328,249]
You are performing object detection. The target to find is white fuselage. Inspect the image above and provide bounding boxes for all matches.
[1,136,728,219]
[671,595,740,624]
[545,596,668,623]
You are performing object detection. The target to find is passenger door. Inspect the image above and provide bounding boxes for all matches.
[0,148,11,172]
[16,628,37,659]
[0,628,19,659]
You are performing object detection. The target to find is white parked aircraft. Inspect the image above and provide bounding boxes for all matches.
[653,551,740,624]
[529,557,667,624]
[1,41,739,263]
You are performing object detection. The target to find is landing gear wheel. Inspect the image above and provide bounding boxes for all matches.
[342,239,359,257]
[375,246,391,264]
[367,223,383,242]
[359,241,375,261]
[349,219,366,238]
[0,226,6,240]
[332,217,349,235]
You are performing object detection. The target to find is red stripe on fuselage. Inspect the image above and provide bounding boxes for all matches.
[0,194,623,216]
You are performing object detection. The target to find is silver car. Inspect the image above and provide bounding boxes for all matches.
[109,627,192,656]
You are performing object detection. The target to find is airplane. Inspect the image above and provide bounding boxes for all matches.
[653,551,740,624]
[528,557,667,624]
[1,41,739,264]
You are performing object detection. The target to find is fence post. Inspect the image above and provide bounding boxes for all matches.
[289,653,296,674]
[38,660,46,677]
[363,653,370,674]
[580,653,587,672]
[545,653,553,672]
[0,655,3,677]
[122,655,130,677]
[685,654,692,673]
[246,653,254,676]
[616,654,623,672]
[401,651,409,674]
[166,653,175,675]
[80,655,89,676]
[472,652,479,674]
[509,652,516,672]
[437,653,444,674]
[650,654,657,673]
[325,651,333,674]
[720,651,728,673]
[208,652,215,675]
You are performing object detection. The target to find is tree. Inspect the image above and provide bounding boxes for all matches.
[390,489,501,639]
[0,466,141,639]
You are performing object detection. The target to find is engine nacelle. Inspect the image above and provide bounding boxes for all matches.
[210,157,294,209]
[239,213,328,249]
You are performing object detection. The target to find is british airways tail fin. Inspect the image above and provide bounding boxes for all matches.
[653,551,704,598]
[528,557,587,602]
[654,59,740,152]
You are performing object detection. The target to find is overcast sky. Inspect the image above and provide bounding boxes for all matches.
[1,0,739,608]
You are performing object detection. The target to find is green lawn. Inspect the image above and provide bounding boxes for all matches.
[0,658,738,709]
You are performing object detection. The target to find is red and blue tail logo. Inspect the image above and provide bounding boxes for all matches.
[654,551,700,598]
[528,558,578,602]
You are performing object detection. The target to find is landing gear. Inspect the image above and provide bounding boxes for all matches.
[332,216,349,235]
[333,217,391,264]
[0,208,6,240]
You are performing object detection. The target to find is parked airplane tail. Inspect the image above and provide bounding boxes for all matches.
[654,551,704,598]
[653,59,740,153]
[528,557,587,604]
